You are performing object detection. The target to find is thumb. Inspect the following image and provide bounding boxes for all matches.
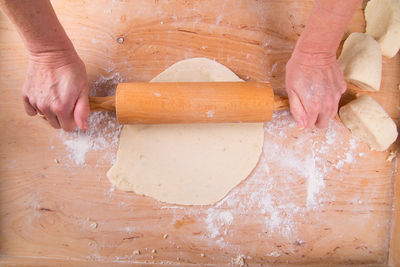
[287,91,307,128]
[74,93,89,130]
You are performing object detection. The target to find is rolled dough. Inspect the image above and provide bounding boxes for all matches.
[338,32,382,92]
[339,95,398,151]
[365,0,400,58]
[107,58,264,205]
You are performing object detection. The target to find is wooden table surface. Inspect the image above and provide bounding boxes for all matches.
[1,0,399,265]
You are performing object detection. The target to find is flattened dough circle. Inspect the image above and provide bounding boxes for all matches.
[107,58,264,205]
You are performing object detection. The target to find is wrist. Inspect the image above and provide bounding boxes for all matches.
[25,33,75,55]
[293,25,341,60]
[28,47,81,68]
[289,48,337,66]
[293,0,362,60]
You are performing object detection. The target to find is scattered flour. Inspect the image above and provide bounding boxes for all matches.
[216,15,224,25]
[107,185,116,198]
[268,251,280,257]
[124,227,135,233]
[58,73,124,166]
[60,111,121,166]
[206,209,234,238]
[206,110,215,118]
[62,134,92,165]
[203,110,360,246]
[232,254,246,266]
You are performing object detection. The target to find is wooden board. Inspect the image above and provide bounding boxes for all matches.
[390,155,400,266]
[0,0,399,266]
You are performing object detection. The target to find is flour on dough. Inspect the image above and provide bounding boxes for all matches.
[107,58,264,205]
[339,95,398,151]
[338,32,382,92]
[365,0,400,58]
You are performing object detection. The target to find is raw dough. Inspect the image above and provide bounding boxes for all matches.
[338,32,382,91]
[365,0,400,58]
[107,58,264,205]
[339,95,398,151]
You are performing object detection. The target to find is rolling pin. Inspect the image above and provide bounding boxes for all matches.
[89,82,289,124]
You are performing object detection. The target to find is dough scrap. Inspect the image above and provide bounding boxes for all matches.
[107,58,264,205]
[339,95,398,151]
[365,0,400,58]
[338,32,382,91]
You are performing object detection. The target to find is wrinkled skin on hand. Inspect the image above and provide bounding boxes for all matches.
[285,51,347,129]
[22,52,89,131]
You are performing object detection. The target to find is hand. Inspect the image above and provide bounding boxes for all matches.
[22,51,89,131]
[285,51,347,128]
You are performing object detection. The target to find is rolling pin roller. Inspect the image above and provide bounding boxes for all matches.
[89,82,289,124]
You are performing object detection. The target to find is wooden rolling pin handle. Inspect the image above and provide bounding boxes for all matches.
[89,96,116,112]
[274,95,290,110]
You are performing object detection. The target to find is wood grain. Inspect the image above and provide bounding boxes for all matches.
[116,82,275,124]
[389,162,400,266]
[0,0,399,266]
[89,96,116,112]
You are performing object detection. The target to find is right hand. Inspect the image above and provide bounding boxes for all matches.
[22,51,89,131]
[285,50,347,129]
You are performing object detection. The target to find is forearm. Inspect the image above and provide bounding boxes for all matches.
[293,0,362,63]
[0,0,75,57]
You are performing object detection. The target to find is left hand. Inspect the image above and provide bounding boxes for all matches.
[285,50,347,128]
[22,50,89,131]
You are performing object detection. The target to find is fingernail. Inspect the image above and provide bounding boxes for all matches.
[297,119,307,129]
[82,120,88,130]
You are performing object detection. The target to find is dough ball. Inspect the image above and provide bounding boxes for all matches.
[338,32,382,91]
[339,95,398,151]
[107,58,264,205]
[365,0,400,58]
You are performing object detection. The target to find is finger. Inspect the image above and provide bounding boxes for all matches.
[318,68,345,127]
[304,101,320,128]
[331,98,339,117]
[39,105,61,129]
[316,93,341,128]
[54,104,77,132]
[328,67,347,97]
[22,96,37,116]
[334,68,347,94]
[303,71,325,128]
[287,90,307,128]
[339,78,347,94]
[74,93,90,130]
[305,110,319,128]
[57,111,77,132]
[331,89,342,117]
[315,102,332,128]
[314,73,333,128]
